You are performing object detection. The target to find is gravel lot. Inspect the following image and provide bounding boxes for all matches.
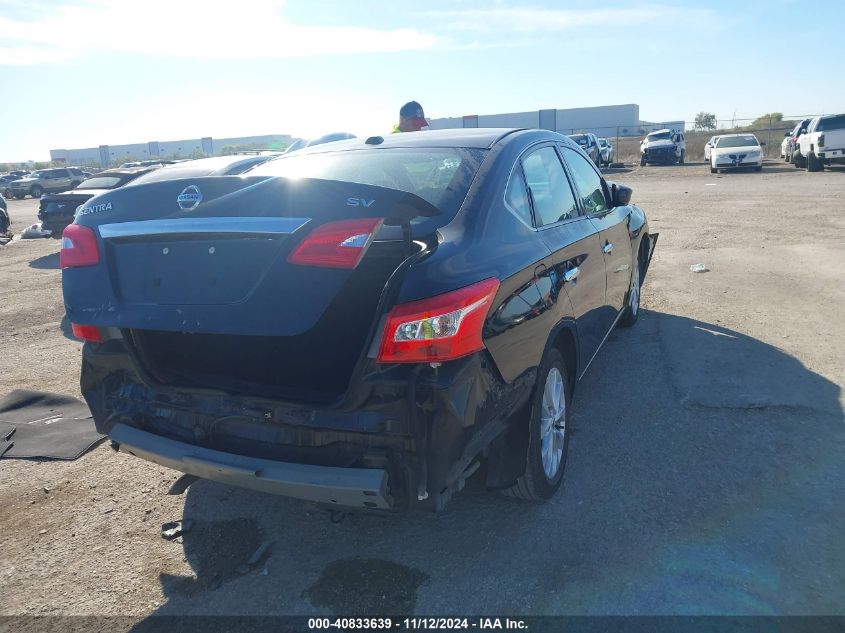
[1,162,843,622]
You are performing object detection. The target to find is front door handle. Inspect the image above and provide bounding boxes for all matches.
[563,267,580,282]
[602,242,614,254]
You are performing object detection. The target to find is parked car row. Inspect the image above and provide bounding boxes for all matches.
[37,153,283,237]
[786,114,845,172]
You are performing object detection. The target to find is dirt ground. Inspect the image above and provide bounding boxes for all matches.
[1,161,843,623]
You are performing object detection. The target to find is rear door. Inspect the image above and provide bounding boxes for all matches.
[518,144,607,370]
[561,146,633,319]
[48,169,70,192]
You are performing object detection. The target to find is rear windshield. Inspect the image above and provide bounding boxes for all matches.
[716,135,759,148]
[77,176,126,190]
[250,148,486,230]
[818,115,845,131]
[568,135,589,145]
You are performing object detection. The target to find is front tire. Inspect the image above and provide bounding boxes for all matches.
[640,156,647,167]
[678,150,685,165]
[30,185,43,198]
[619,250,642,328]
[502,348,571,501]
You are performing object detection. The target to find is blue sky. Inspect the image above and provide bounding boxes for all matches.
[1,0,843,162]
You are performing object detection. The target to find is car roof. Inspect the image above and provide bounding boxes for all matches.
[291,128,525,154]
[127,154,276,184]
[92,166,159,177]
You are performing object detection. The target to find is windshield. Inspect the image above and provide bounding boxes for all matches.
[598,139,608,148]
[77,175,126,190]
[249,148,485,232]
[646,132,672,142]
[29,171,44,178]
[716,135,759,148]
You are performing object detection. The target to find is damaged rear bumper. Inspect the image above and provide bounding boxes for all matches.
[110,423,391,509]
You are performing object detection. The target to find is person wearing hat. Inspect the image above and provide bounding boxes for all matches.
[394,101,429,133]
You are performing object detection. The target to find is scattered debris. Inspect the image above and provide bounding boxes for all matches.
[42,487,50,494]
[38,529,47,535]
[689,263,709,273]
[236,540,273,574]
[20,223,52,239]
[161,519,194,541]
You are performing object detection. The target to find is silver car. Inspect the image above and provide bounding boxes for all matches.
[597,138,615,166]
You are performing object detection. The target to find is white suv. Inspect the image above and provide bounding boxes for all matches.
[798,114,845,172]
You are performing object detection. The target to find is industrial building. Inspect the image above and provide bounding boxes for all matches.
[47,104,683,168]
[428,104,683,137]
[50,134,292,167]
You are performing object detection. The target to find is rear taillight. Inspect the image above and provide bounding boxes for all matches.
[71,323,102,343]
[287,218,383,269]
[377,278,500,364]
[818,134,825,147]
[60,225,100,268]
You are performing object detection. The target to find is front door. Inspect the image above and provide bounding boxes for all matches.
[561,146,633,317]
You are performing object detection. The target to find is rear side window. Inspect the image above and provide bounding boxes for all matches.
[505,164,533,226]
[818,115,845,131]
[561,148,609,215]
[521,146,578,226]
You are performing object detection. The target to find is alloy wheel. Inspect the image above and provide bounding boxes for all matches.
[539,367,566,479]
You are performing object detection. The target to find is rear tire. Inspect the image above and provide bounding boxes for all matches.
[30,185,43,198]
[640,156,647,167]
[678,150,685,165]
[502,348,571,501]
[754,166,763,172]
[807,151,821,172]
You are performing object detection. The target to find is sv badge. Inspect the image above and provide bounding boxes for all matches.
[347,197,375,207]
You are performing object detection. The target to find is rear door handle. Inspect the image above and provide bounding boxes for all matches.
[563,267,580,282]
[602,242,614,254]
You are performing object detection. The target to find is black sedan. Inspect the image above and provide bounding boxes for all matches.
[61,129,657,512]
[39,166,162,237]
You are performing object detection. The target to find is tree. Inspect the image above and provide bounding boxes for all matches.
[694,112,717,131]
[751,112,783,128]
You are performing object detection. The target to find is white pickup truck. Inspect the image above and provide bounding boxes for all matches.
[798,114,845,172]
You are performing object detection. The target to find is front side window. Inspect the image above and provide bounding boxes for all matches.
[521,146,578,226]
[561,148,609,215]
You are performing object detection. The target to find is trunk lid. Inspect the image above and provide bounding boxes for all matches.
[63,176,438,402]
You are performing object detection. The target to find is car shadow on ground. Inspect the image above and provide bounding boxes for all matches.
[129,310,844,624]
[29,251,59,269]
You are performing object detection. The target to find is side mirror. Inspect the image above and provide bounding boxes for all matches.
[784,131,791,137]
[760,142,766,147]
[611,183,632,207]
[800,128,807,135]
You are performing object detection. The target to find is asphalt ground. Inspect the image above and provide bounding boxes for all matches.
[0,160,843,621]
